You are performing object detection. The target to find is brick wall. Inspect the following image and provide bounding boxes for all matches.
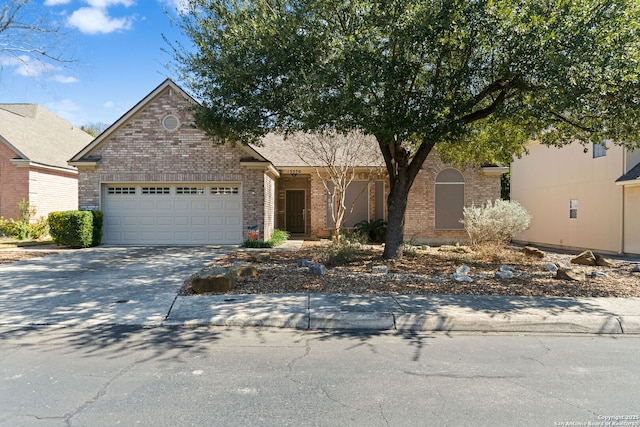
[0,143,29,219]
[299,152,502,243]
[29,167,78,220]
[77,86,274,240]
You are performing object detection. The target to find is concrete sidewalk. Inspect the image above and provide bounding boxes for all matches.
[166,292,640,334]
[0,245,639,334]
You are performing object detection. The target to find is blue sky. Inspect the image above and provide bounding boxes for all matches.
[0,0,190,127]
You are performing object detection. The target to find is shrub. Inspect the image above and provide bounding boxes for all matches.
[48,210,103,248]
[312,237,361,266]
[461,199,531,247]
[0,200,49,240]
[241,229,290,248]
[268,229,289,247]
[354,219,387,243]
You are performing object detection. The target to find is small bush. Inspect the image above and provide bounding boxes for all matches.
[242,239,272,248]
[312,237,361,266]
[0,199,49,240]
[241,229,290,248]
[354,219,387,243]
[48,211,102,248]
[461,199,531,247]
[268,229,289,247]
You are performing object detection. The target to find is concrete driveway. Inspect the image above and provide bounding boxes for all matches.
[0,246,233,327]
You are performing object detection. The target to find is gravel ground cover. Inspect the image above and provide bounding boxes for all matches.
[182,241,640,298]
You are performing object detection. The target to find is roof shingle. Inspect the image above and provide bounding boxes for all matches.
[0,104,93,170]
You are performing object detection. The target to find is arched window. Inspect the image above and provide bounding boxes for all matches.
[435,169,465,230]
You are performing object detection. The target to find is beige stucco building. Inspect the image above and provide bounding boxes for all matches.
[510,140,640,255]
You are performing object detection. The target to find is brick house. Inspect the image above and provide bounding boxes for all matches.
[0,104,93,220]
[70,79,506,245]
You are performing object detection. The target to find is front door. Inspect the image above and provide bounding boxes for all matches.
[285,190,306,234]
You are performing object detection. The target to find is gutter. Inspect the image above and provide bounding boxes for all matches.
[10,159,78,175]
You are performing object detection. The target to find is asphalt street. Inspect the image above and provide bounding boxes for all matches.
[1,326,638,427]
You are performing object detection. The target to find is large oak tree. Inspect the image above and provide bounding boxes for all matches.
[171,0,640,259]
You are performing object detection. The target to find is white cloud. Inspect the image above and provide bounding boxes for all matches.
[67,7,133,34]
[0,55,57,78]
[44,0,72,5]
[51,75,79,84]
[87,0,135,7]
[103,101,115,108]
[45,99,87,125]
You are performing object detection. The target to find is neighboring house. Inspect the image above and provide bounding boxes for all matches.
[510,140,640,255]
[70,79,506,245]
[0,104,93,220]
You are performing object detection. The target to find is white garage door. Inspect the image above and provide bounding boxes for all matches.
[103,184,243,245]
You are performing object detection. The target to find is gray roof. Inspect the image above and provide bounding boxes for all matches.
[251,133,385,168]
[616,161,640,183]
[0,104,94,170]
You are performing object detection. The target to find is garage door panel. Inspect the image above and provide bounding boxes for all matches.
[191,216,206,226]
[156,216,172,226]
[208,215,224,226]
[104,183,243,245]
[226,216,242,226]
[225,200,242,211]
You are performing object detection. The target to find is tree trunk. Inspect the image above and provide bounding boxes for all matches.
[382,182,411,259]
[377,137,436,260]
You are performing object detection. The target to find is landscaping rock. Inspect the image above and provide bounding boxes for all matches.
[495,265,515,279]
[451,265,473,282]
[590,271,609,278]
[523,246,546,258]
[297,259,315,268]
[495,270,514,279]
[594,254,616,267]
[455,265,471,275]
[190,267,235,294]
[632,265,640,273]
[544,263,559,272]
[571,251,596,266]
[308,263,326,276]
[555,268,586,282]
[371,265,388,274]
[571,250,615,267]
[451,273,473,282]
[251,252,271,263]
[229,265,258,279]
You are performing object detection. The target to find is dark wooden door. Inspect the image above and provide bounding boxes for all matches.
[285,190,306,233]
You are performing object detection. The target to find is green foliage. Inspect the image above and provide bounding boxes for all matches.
[312,236,361,266]
[242,229,290,248]
[461,200,531,247]
[173,0,640,152]
[0,200,49,240]
[354,219,387,243]
[48,211,103,248]
[90,210,104,246]
[242,239,272,248]
[172,0,640,257]
[268,229,290,247]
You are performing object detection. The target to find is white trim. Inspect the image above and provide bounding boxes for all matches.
[616,179,640,187]
[481,166,509,175]
[10,159,78,174]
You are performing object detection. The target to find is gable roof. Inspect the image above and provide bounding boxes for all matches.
[0,104,93,170]
[616,161,640,186]
[70,78,268,164]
